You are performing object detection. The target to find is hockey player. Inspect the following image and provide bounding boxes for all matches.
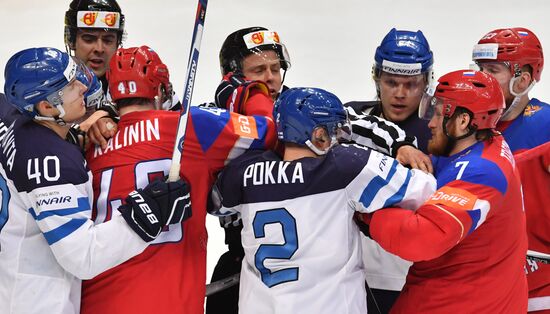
[206,26,292,314]
[472,27,550,153]
[344,28,435,313]
[0,47,191,314]
[80,45,276,314]
[363,70,528,312]
[64,0,124,88]
[207,26,429,314]
[472,27,550,312]
[208,87,436,314]
[63,0,125,147]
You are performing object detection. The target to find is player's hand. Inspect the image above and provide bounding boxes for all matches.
[119,178,192,242]
[87,117,117,149]
[353,212,372,238]
[215,72,270,114]
[396,145,433,174]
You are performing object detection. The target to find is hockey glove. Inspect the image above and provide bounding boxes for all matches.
[96,100,120,123]
[353,212,372,238]
[119,178,192,242]
[214,72,270,114]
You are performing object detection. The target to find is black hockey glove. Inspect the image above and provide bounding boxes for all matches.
[66,124,86,148]
[119,178,192,242]
[214,72,270,114]
[96,100,120,123]
[353,212,372,239]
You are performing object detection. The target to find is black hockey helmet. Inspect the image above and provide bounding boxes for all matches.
[219,26,291,75]
[64,0,125,48]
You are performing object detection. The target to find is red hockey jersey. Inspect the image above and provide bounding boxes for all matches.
[80,106,275,314]
[370,136,528,313]
[515,141,550,312]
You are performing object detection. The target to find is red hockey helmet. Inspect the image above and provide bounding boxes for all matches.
[107,46,170,101]
[419,70,505,130]
[472,27,544,81]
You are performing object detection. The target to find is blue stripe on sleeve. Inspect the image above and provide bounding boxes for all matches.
[29,197,90,221]
[382,169,412,208]
[359,160,398,208]
[43,218,88,245]
[249,116,268,149]
[192,107,230,152]
[466,209,481,235]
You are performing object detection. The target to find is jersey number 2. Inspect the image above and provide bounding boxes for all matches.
[253,208,299,288]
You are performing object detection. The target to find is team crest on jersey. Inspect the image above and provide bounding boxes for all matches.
[524,104,542,117]
[427,186,477,209]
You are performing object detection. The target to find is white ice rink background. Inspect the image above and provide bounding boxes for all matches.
[1,0,549,288]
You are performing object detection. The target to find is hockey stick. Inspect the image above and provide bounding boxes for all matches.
[168,0,208,182]
[205,273,240,297]
[527,250,550,264]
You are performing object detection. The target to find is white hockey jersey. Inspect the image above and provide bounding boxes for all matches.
[0,116,147,314]
[209,144,436,314]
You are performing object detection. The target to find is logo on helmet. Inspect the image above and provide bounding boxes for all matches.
[480,32,497,40]
[250,32,265,45]
[269,32,280,43]
[472,43,498,60]
[381,60,422,76]
[77,11,121,29]
[80,12,98,26]
[102,13,118,27]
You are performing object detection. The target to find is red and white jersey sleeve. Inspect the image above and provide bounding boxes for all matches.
[82,107,275,314]
[370,136,528,313]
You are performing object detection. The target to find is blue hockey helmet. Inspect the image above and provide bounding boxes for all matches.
[273,87,348,154]
[4,47,91,119]
[374,28,434,77]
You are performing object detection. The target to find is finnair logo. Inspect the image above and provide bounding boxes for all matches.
[381,60,421,75]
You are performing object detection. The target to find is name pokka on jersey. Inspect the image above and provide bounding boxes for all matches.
[243,161,305,187]
[93,118,160,157]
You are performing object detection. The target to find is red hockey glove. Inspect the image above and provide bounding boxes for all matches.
[215,72,270,115]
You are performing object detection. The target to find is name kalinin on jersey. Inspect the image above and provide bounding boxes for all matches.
[0,120,16,171]
[94,118,160,157]
[243,160,304,187]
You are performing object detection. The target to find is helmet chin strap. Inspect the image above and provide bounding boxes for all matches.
[305,135,338,156]
[34,103,68,126]
[501,77,536,120]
